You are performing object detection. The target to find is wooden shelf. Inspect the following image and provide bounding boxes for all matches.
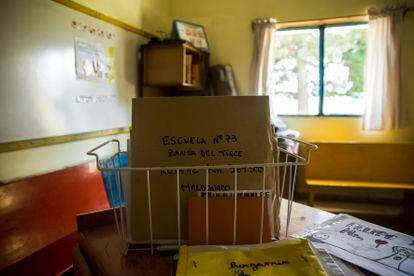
[141,41,209,94]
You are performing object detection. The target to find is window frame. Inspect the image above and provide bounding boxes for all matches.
[275,21,368,117]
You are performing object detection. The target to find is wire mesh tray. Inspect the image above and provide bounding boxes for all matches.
[87,136,317,255]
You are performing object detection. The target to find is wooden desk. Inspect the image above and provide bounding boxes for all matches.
[73,200,334,276]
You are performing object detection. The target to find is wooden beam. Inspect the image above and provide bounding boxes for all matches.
[0,127,130,153]
[306,178,414,190]
[51,0,156,39]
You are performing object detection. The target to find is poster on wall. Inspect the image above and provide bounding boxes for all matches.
[172,20,209,52]
[75,38,115,82]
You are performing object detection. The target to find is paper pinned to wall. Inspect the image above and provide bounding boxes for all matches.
[75,38,115,82]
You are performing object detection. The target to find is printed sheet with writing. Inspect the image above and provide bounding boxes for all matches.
[292,214,414,276]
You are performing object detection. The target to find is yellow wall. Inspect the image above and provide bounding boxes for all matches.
[2,0,413,183]
[72,0,170,34]
[170,0,414,142]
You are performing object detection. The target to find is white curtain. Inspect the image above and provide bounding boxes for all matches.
[363,5,406,130]
[249,18,277,96]
[250,18,278,125]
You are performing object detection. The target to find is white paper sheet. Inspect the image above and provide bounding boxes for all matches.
[292,214,414,276]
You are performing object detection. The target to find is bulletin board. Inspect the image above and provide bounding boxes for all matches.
[0,0,151,150]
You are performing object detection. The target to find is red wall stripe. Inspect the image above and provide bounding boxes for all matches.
[0,162,110,274]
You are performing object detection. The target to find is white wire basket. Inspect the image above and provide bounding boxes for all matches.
[87,136,317,255]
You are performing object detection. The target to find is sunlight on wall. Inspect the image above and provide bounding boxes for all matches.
[0,133,129,183]
[3,0,413,183]
[72,0,170,34]
[0,0,169,183]
[170,0,414,142]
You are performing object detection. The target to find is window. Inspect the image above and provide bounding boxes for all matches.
[271,23,368,116]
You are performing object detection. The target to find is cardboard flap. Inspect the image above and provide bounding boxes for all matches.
[129,96,278,243]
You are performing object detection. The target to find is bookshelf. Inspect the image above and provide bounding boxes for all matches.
[141,41,209,96]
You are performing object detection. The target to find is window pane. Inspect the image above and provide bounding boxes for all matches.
[272,28,320,115]
[324,24,367,115]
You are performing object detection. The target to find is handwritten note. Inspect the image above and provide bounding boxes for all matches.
[162,134,243,158]
[176,238,327,276]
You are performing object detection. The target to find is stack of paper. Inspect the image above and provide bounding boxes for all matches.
[292,214,414,276]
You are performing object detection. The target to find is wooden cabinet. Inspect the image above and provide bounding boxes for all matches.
[140,41,209,96]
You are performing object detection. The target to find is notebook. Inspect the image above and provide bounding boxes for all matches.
[176,238,327,275]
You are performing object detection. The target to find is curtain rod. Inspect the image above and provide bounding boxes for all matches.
[405,6,414,14]
[275,7,413,27]
[276,14,365,25]
[275,14,367,28]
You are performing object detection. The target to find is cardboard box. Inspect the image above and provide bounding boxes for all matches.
[129,96,278,243]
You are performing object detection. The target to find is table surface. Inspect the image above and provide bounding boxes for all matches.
[75,200,334,276]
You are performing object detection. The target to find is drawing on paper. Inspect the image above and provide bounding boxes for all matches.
[75,39,115,82]
[293,214,414,275]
